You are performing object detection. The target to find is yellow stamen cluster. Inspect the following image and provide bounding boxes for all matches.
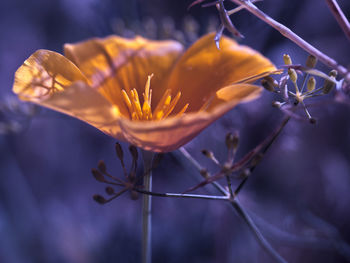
[121,74,189,121]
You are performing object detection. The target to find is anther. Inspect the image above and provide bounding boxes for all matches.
[122,75,188,121]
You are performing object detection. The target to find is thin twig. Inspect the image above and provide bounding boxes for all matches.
[229,0,348,76]
[325,0,350,42]
[179,148,288,263]
[135,189,230,201]
[179,147,229,194]
[232,199,288,263]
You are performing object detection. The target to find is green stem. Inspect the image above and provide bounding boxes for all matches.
[142,150,154,263]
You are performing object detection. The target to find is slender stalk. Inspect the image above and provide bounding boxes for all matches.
[325,0,350,42]
[136,189,229,201]
[229,0,348,76]
[232,199,288,263]
[233,116,291,196]
[179,147,230,195]
[179,115,290,263]
[141,150,154,263]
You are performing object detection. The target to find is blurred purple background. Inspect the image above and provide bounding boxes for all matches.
[1,0,350,262]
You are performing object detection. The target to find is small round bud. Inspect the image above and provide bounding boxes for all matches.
[329,70,338,78]
[93,194,107,204]
[239,169,251,179]
[105,186,115,195]
[323,70,337,94]
[98,160,107,173]
[309,117,317,124]
[201,149,214,159]
[305,55,317,68]
[264,76,279,87]
[307,77,316,92]
[323,80,335,94]
[115,142,124,161]
[200,168,209,178]
[261,79,275,92]
[129,145,138,160]
[272,101,282,108]
[288,68,298,83]
[92,168,105,182]
[225,132,239,150]
[283,54,292,65]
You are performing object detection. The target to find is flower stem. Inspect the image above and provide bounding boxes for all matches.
[229,0,348,76]
[141,150,154,263]
[325,0,350,42]
[135,188,230,201]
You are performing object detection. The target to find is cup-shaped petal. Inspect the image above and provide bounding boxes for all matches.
[166,33,276,113]
[64,36,184,110]
[13,50,122,137]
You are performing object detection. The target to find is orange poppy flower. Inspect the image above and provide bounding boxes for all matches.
[13,33,275,152]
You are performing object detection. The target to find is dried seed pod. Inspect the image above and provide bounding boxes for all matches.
[306,55,317,68]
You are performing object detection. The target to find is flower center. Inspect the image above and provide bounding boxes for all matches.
[121,74,189,121]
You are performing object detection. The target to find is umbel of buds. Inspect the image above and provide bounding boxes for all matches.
[91,143,163,205]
